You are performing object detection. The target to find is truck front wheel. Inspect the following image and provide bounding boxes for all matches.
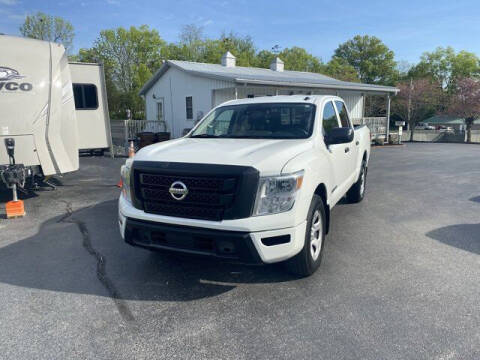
[285,195,326,277]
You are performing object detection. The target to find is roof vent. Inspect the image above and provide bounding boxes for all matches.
[221,51,236,67]
[270,57,284,72]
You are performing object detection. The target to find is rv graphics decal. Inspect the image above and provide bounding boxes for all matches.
[0,66,32,92]
[0,67,24,81]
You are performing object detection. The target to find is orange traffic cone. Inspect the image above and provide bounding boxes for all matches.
[5,184,25,218]
[117,178,123,188]
[128,141,135,158]
[6,200,25,218]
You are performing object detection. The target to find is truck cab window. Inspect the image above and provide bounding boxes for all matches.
[322,101,340,133]
[335,101,351,128]
[73,84,98,110]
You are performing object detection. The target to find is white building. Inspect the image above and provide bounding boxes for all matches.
[139,52,398,138]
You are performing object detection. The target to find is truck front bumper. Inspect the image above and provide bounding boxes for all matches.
[118,196,307,264]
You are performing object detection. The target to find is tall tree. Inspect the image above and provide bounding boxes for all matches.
[79,25,167,118]
[446,78,480,143]
[322,58,359,82]
[254,49,275,68]
[178,24,205,62]
[409,47,480,90]
[278,47,323,72]
[333,35,397,84]
[393,78,442,141]
[20,12,74,52]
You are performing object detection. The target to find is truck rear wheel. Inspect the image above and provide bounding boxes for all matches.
[346,160,367,203]
[285,195,326,277]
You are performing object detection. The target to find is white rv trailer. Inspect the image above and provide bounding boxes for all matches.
[69,62,112,154]
[0,35,110,193]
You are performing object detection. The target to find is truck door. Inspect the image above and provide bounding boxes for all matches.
[334,100,357,184]
[322,101,351,198]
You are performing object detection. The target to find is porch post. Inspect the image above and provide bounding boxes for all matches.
[386,94,391,143]
[234,87,238,99]
[362,93,366,124]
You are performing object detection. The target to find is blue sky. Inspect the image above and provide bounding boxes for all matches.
[1,0,479,65]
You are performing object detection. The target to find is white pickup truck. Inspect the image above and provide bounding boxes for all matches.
[119,95,370,276]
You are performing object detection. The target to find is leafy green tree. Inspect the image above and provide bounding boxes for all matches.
[322,58,359,82]
[20,12,74,52]
[254,50,275,68]
[79,25,167,118]
[410,47,480,90]
[278,47,323,72]
[333,35,397,84]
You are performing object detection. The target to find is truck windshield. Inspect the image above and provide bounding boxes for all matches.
[190,103,316,139]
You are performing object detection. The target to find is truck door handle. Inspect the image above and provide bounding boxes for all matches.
[345,147,350,153]
[356,141,359,146]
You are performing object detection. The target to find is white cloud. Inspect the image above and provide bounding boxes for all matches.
[203,19,213,26]
[0,0,18,5]
[105,0,119,4]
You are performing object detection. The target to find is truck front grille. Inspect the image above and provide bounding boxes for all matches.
[138,173,236,221]
[131,162,259,222]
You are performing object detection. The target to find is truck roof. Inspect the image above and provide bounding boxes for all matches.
[221,94,341,106]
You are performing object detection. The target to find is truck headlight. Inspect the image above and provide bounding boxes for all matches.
[120,159,133,203]
[253,170,304,216]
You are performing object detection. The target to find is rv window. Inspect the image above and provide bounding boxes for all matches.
[186,96,193,119]
[73,84,98,110]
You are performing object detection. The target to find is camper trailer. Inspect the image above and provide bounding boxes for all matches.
[70,62,112,155]
[0,35,111,194]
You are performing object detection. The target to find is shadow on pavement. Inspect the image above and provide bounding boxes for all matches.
[426,223,480,255]
[470,195,480,203]
[0,199,298,305]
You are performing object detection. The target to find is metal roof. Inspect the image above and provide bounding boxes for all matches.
[139,59,399,96]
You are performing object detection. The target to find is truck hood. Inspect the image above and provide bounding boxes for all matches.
[134,138,313,175]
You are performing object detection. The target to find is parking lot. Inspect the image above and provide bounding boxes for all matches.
[0,143,479,360]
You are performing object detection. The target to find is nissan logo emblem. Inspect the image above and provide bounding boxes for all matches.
[169,181,188,201]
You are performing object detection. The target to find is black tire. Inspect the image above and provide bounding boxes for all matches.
[285,195,326,277]
[347,160,367,203]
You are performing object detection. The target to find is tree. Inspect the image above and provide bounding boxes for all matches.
[79,25,167,118]
[322,58,359,82]
[254,49,275,68]
[446,78,480,143]
[393,78,442,141]
[178,24,205,62]
[278,47,323,72]
[20,12,74,52]
[409,47,480,91]
[333,35,397,84]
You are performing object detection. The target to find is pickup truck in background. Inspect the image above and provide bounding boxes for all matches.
[118,95,370,276]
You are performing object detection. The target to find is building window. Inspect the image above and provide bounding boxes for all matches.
[186,96,193,119]
[73,84,98,110]
[157,101,164,122]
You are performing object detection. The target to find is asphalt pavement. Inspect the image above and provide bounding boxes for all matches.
[0,143,479,360]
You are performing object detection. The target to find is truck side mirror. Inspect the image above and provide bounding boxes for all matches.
[325,127,354,145]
